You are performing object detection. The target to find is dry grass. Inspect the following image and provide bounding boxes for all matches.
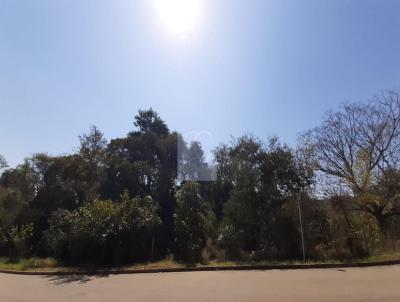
[0,251,399,272]
[0,257,59,271]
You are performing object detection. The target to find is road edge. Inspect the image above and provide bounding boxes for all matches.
[0,259,400,276]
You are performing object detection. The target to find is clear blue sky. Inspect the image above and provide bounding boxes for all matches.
[1,0,400,167]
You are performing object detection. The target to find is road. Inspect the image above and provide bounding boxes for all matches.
[1,265,399,302]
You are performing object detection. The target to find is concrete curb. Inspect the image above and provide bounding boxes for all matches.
[0,259,399,276]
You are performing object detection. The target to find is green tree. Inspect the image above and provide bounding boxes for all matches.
[134,108,169,137]
[178,138,214,182]
[0,159,40,230]
[104,109,177,256]
[174,182,212,262]
[216,136,313,259]
[78,125,107,202]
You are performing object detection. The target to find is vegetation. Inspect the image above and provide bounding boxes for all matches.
[0,257,58,271]
[44,193,161,265]
[0,91,399,268]
[174,182,214,262]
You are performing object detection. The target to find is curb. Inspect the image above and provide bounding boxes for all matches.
[0,260,399,276]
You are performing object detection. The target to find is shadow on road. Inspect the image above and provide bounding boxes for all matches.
[44,273,110,285]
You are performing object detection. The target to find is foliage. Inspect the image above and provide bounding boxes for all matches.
[0,100,399,266]
[177,137,214,182]
[134,108,169,137]
[0,257,58,271]
[44,194,161,265]
[6,224,34,259]
[0,155,7,170]
[174,182,214,262]
[216,136,313,259]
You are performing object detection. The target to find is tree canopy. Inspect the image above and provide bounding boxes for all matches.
[1,93,399,265]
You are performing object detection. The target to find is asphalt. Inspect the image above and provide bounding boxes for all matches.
[1,265,399,302]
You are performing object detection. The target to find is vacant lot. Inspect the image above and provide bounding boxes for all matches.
[1,265,399,302]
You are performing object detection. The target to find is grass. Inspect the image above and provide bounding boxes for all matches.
[0,252,399,272]
[352,251,400,263]
[0,257,59,271]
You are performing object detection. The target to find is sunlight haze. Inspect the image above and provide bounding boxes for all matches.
[152,0,204,36]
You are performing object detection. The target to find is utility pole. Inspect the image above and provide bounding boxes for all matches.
[297,191,306,262]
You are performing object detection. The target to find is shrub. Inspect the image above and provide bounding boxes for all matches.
[217,224,243,260]
[7,224,34,260]
[44,193,161,265]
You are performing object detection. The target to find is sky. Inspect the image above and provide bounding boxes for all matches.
[1,0,400,167]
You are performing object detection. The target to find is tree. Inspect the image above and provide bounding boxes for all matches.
[0,159,40,230]
[365,169,400,232]
[1,101,399,264]
[133,108,169,137]
[174,182,212,262]
[104,110,177,256]
[177,137,213,182]
[299,90,400,232]
[216,136,313,259]
[78,126,107,202]
[105,109,173,200]
[79,125,107,167]
[299,90,400,195]
[0,155,7,170]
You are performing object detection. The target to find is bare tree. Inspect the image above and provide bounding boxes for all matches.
[299,90,400,195]
[298,90,400,231]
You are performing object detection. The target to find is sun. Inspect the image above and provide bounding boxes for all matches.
[152,0,203,36]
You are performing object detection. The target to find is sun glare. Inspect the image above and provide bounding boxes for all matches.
[153,0,203,36]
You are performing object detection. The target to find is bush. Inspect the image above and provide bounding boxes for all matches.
[6,224,34,260]
[217,224,244,260]
[44,193,161,265]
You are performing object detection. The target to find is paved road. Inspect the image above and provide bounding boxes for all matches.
[1,265,400,302]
